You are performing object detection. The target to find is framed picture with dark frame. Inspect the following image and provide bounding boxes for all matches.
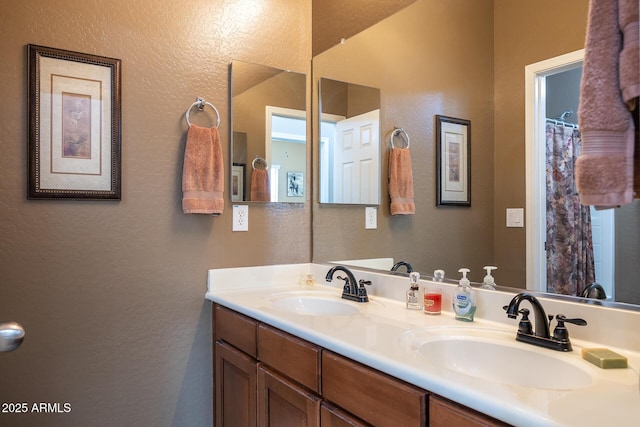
[232,163,245,202]
[436,115,471,206]
[28,44,122,200]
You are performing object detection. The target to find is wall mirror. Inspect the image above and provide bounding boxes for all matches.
[319,78,381,204]
[230,60,307,203]
[311,0,640,309]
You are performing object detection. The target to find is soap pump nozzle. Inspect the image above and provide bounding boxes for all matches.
[480,266,497,290]
[409,271,420,289]
[458,268,471,287]
[433,269,445,282]
[406,271,422,310]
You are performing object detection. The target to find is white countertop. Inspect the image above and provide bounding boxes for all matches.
[205,263,640,427]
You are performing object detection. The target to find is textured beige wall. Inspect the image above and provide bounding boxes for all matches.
[0,1,310,425]
[312,0,496,283]
[493,0,588,286]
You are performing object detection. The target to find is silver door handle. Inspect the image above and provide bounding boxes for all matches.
[0,321,25,352]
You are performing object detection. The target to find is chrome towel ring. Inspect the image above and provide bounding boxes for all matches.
[390,127,410,149]
[185,97,221,128]
[252,156,268,170]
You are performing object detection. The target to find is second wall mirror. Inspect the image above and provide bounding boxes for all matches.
[230,60,307,203]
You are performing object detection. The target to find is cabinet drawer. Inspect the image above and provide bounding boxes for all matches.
[429,395,511,427]
[320,402,371,427]
[322,351,427,427]
[214,304,258,358]
[258,324,321,393]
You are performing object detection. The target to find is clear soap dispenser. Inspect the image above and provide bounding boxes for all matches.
[480,266,497,290]
[453,268,476,322]
[406,272,422,310]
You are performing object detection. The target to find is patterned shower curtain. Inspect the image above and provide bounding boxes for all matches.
[545,122,596,296]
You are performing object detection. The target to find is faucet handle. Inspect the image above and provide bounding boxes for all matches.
[556,314,587,326]
[358,280,371,297]
[336,275,351,292]
[517,309,533,335]
[553,314,587,341]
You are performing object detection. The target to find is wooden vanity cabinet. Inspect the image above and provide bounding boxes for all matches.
[213,303,510,427]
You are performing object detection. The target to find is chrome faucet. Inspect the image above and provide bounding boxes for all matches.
[503,292,586,352]
[325,265,370,302]
[390,261,414,273]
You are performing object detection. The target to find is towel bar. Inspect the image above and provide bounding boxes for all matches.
[185,97,221,128]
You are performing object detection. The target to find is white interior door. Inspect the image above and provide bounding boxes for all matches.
[333,109,380,204]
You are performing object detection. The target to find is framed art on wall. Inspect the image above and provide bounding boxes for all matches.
[28,44,122,200]
[287,172,303,197]
[232,164,245,202]
[436,115,471,206]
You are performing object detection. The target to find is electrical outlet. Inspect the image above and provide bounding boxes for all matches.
[365,207,377,229]
[233,205,249,231]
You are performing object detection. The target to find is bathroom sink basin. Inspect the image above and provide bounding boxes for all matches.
[399,327,594,390]
[268,292,362,316]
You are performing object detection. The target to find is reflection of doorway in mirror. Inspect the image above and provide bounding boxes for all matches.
[526,50,616,301]
[320,115,344,203]
[333,109,381,204]
[265,106,306,202]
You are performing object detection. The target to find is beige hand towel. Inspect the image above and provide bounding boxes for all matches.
[182,125,224,214]
[389,147,415,215]
[250,169,270,202]
[576,0,638,207]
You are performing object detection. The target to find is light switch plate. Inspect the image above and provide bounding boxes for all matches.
[365,207,377,229]
[233,205,249,231]
[506,208,524,228]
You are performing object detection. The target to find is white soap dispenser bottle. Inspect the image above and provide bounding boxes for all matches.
[453,268,476,322]
[480,266,497,290]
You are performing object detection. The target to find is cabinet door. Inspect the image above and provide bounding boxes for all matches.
[215,341,257,427]
[257,364,321,427]
[429,395,511,427]
[320,402,371,427]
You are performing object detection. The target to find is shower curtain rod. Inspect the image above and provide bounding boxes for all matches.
[546,117,579,129]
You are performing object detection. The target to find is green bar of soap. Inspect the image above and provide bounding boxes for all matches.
[581,348,628,369]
